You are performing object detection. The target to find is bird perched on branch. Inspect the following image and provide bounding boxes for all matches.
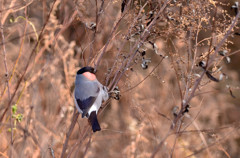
[74,66,109,132]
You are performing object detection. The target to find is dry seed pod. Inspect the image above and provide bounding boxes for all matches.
[206,71,219,82]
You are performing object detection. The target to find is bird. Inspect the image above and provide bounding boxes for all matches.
[74,66,109,132]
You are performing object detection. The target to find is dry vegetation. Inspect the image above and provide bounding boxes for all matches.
[1,0,240,157]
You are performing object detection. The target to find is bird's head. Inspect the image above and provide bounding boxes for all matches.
[77,66,96,81]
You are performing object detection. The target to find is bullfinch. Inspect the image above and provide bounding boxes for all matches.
[74,66,109,132]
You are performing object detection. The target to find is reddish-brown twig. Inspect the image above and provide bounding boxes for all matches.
[0,0,57,122]
[60,107,80,158]
[0,12,13,158]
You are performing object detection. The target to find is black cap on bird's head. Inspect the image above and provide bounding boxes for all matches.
[77,66,95,75]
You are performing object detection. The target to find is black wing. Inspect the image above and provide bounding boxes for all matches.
[76,96,97,118]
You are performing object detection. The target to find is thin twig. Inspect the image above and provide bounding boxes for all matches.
[66,100,111,157]
[66,125,91,158]
[48,146,55,158]
[183,18,202,102]
[184,10,240,107]
[151,6,240,158]
[0,30,41,46]
[122,56,164,93]
[60,107,79,158]
[0,0,58,122]
[209,10,240,67]
[94,12,127,70]
[82,135,92,158]
[1,12,13,158]
[170,122,182,158]
[185,127,238,158]
[168,39,183,104]
[110,0,170,90]
[186,114,213,158]
[0,12,29,103]
[205,7,218,69]
[105,1,148,87]
[151,128,172,158]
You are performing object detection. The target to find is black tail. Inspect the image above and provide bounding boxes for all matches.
[88,111,101,132]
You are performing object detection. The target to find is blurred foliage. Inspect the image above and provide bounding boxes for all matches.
[0,0,240,158]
